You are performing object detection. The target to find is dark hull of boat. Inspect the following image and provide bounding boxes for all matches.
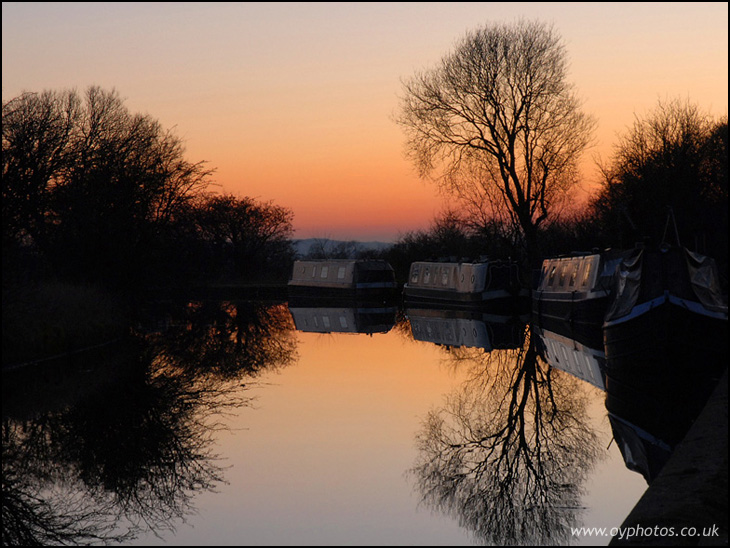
[604,297,727,471]
[404,286,529,313]
[602,245,727,483]
[531,290,610,329]
[288,284,398,303]
[607,412,673,484]
[604,297,727,374]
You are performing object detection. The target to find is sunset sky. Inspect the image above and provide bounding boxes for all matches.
[3,2,727,241]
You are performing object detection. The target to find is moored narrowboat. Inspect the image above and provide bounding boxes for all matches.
[603,244,727,377]
[288,259,397,299]
[532,249,629,329]
[602,244,727,482]
[403,260,526,309]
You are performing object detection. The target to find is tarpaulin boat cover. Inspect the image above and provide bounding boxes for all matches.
[605,246,728,322]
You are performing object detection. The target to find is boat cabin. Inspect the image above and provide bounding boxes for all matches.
[403,260,523,306]
[288,259,397,295]
[532,250,627,327]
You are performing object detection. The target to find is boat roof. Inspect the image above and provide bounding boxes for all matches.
[293,259,394,270]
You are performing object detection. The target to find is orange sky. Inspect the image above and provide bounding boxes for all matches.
[2,2,728,241]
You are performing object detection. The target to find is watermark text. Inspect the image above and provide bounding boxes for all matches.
[571,524,721,541]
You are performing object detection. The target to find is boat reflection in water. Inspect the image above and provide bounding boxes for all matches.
[288,298,397,335]
[406,306,527,351]
[532,321,607,391]
[603,245,728,484]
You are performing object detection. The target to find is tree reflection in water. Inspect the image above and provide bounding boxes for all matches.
[410,327,603,546]
[2,301,296,546]
[146,300,297,380]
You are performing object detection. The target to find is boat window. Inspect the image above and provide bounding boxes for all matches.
[547,265,557,286]
[411,267,420,284]
[312,266,317,278]
[582,263,592,287]
[424,267,431,284]
[441,268,449,285]
[569,263,579,286]
[559,265,567,286]
[320,266,328,278]
[338,267,346,279]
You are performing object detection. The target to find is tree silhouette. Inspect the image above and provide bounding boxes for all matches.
[2,436,134,546]
[1,355,228,545]
[2,86,213,284]
[192,194,295,281]
[2,90,78,256]
[397,19,595,268]
[592,98,728,271]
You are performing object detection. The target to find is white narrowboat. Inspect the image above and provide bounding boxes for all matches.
[288,259,397,297]
[403,260,525,308]
[532,250,628,329]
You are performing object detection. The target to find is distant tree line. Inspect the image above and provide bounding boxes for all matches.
[2,87,295,289]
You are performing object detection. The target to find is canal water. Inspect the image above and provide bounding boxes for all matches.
[3,299,660,546]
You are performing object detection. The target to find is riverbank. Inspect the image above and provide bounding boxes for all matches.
[142,282,290,302]
[610,368,728,546]
[2,281,129,368]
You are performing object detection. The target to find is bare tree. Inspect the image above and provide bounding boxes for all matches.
[397,19,595,266]
[2,86,213,283]
[2,90,80,249]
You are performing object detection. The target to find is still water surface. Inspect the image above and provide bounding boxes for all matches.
[3,299,651,546]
